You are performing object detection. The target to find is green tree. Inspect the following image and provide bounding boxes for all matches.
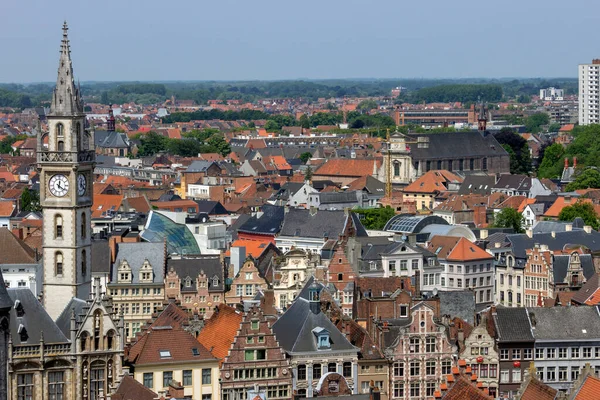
[353,207,396,230]
[20,187,41,212]
[537,143,565,178]
[299,114,310,129]
[138,131,168,156]
[100,91,109,105]
[493,207,525,233]
[167,138,202,157]
[305,165,313,182]
[494,128,531,174]
[565,168,600,191]
[300,152,312,164]
[558,202,599,229]
[525,113,550,133]
[357,99,378,111]
[547,123,561,133]
[207,135,231,157]
[264,120,281,132]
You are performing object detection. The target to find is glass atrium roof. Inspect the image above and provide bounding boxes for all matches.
[384,214,448,233]
[141,211,201,255]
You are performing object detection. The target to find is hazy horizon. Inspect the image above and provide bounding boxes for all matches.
[2,0,598,82]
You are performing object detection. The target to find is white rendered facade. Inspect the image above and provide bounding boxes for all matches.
[579,60,600,125]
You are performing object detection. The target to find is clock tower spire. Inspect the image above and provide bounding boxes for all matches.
[40,22,95,320]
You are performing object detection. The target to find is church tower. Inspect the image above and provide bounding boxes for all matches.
[40,22,95,320]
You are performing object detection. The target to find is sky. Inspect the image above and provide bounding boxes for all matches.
[2,0,600,83]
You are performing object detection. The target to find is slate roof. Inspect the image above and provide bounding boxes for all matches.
[318,191,360,204]
[272,296,357,354]
[55,297,87,337]
[186,160,218,173]
[227,214,251,241]
[194,200,229,215]
[458,175,496,195]
[527,306,600,340]
[238,204,285,235]
[493,307,534,342]
[91,240,111,273]
[98,131,130,148]
[111,242,166,284]
[0,270,12,311]
[8,288,69,345]
[507,230,600,259]
[553,254,595,283]
[406,131,508,160]
[279,208,366,239]
[436,291,476,325]
[166,256,224,292]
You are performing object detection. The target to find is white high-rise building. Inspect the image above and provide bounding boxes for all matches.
[579,59,600,125]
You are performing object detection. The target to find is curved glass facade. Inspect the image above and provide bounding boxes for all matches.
[141,211,201,255]
[384,214,448,233]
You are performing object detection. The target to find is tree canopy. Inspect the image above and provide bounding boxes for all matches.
[20,187,40,212]
[565,168,600,191]
[558,202,599,230]
[354,207,396,230]
[525,113,550,133]
[493,128,531,175]
[493,207,525,233]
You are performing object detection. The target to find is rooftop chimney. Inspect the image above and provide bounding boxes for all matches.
[584,225,593,234]
[564,157,569,168]
[566,224,573,232]
[574,157,578,168]
[526,228,533,238]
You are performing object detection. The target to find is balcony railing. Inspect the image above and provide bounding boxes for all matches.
[38,150,95,163]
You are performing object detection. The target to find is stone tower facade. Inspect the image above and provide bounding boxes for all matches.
[39,22,95,320]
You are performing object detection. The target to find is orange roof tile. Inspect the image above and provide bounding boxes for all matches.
[314,158,382,178]
[544,197,592,218]
[197,304,243,362]
[559,124,575,132]
[0,200,16,217]
[497,195,527,210]
[230,239,272,258]
[404,170,463,194]
[520,378,558,400]
[518,198,537,213]
[573,374,600,399]
[92,194,124,218]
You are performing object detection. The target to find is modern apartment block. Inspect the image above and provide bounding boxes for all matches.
[578,59,600,125]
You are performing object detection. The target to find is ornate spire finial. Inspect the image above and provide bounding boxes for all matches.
[49,21,83,116]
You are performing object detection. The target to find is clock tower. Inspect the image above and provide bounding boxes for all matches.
[39,22,95,320]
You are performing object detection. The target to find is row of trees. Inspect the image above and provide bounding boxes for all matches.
[136,130,231,157]
[398,84,503,103]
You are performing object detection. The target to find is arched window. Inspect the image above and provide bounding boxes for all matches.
[76,122,82,151]
[56,123,64,137]
[81,250,87,277]
[89,360,106,400]
[81,212,87,239]
[394,161,401,177]
[106,330,115,350]
[55,215,63,239]
[58,141,64,152]
[80,331,89,352]
[55,252,63,276]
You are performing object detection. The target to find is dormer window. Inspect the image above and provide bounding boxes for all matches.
[313,327,330,349]
[18,324,28,342]
[118,260,132,283]
[211,277,219,287]
[139,260,153,282]
[184,277,193,287]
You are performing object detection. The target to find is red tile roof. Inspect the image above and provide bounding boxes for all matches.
[92,194,124,218]
[314,158,382,178]
[229,239,272,258]
[404,170,463,194]
[197,304,243,362]
[125,196,151,213]
[519,377,558,400]
[544,197,593,218]
[127,327,215,365]
[0,200,16,217]
[112,375,157,400]
[573,374,600,399]
[427,236,492,262]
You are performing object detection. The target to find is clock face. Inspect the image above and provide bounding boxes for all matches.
[77,174,87,196]
[49,174,69,197]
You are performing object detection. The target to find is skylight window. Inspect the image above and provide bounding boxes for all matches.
[159,350,171,358]
[192,348,200,356]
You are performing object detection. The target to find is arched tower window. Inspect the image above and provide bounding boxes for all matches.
[394,161,401,177]
[55,252,63,276]
[76,122,82,151]
[55,215,63,239]
[58,141,64,151]
[80,331,89,352]
[81,249,87,278]
[81,212,87,239]
[56,123,64,137]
